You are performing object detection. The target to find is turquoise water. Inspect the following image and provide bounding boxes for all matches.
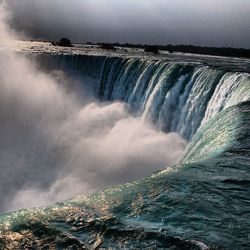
[0,54,249,249]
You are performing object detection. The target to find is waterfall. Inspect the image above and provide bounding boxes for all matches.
[0,51,249,249]
[35,54,250,140]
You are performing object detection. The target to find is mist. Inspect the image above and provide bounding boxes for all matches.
[0,5,186,212]
[4,0,250,48]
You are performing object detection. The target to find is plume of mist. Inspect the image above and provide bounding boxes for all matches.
[0,4,186,212]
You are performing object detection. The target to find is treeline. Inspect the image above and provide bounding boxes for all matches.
[87,42,250,59]
[159,44,250,59]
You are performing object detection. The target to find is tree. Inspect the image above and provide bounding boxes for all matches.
[59,38,72,47]
[100,43,116,50]
[144,45,159,54]
[52,38,73,47]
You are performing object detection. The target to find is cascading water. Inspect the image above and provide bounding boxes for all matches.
[0,49,249,249]
[36,53,250,140]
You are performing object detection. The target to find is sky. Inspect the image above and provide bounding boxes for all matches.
[4,0,250,48]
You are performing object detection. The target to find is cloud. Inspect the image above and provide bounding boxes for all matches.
[4,0,250,48]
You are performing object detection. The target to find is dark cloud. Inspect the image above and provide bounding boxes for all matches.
[5,0,250,48]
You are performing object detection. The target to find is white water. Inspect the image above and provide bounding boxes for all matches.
[94,57,250,140]
[202,72,250,125]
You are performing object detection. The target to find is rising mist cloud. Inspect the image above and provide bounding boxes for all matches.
[0,4,186,212]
